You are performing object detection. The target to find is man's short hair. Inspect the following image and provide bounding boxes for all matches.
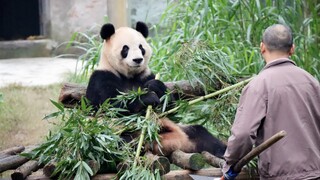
[262,24,293,52]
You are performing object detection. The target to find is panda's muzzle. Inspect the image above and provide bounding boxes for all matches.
[133,58,143,64]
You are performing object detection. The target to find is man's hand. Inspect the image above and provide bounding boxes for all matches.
[221,167,238,180]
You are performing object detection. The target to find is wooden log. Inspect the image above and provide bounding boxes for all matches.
[58,83,87,108]
[163,167,259,180]
[58,81,210,108]
[0,146,25,157]
[42,161,56,177]
[115,153,170,175]
[170,150,205,171]
[26,169,51,180]
[201,151,225,168]
[145,152,171,175]
[43,160,100,178]
[0,155,29,173]
[92,173,117,180]
[27,168,258,180]
[11,160,39,180]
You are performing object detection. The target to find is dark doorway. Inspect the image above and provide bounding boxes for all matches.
[0,0,40,41]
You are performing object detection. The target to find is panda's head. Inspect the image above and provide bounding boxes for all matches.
[98,21,152,78]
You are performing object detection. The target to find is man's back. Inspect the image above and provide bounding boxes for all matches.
[255,58,320,179]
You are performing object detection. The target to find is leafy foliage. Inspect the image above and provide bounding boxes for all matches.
[149,0,320,138]
[151,0,319,80]
[23,92,163,180]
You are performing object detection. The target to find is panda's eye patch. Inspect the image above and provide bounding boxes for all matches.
[139,44,146,56]
[121,45,129,58]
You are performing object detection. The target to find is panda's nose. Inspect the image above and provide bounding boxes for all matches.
[133,58,143,64]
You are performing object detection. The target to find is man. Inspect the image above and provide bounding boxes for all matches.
[222,24,320,180]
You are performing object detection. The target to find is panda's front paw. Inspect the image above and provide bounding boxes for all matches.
[144,79,167,98]
[127,92,160,113]
[140,92,161,107]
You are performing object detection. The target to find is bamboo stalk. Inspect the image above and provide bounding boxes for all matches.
[133,73,160,167]
[160,76,254,117]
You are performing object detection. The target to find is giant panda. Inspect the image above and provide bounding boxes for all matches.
[86,21,226,159]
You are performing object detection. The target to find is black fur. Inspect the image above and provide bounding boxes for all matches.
[86,70,167,114]
[100,23,115,40]
[182,125,226,159]
[136,21,149,38]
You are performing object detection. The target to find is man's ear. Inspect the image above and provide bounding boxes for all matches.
[260,42,266,54]
[289,44,295,56]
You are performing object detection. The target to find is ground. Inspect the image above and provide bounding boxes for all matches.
[0,57,79,150]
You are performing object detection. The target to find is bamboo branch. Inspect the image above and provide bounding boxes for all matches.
[160,76,254,117]
[133,73,160,167]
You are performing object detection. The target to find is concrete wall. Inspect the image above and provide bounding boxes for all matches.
[50,0,108,43]
[128,0,167,29]
[49,0,168,43]
[0,0,168,59]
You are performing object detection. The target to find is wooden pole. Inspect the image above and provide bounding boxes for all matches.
[106,0,128,28]
[233,130,287,173]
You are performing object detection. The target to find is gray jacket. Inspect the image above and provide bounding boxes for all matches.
[223,58,320,179]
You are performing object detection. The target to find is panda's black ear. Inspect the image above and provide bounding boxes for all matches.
[100,23,115,40]
[136,21,149,38]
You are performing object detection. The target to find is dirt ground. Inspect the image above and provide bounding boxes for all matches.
[0,84,61,150]
[0,57,79,151]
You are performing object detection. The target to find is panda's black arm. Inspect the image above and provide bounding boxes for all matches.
[86,71,123,107]
[86,70,162,113]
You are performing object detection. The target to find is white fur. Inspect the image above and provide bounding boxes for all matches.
[98,27,152,78]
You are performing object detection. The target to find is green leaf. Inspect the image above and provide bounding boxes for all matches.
[82,161,94,176]
[43,111,62,120]
[50,99,64,111]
